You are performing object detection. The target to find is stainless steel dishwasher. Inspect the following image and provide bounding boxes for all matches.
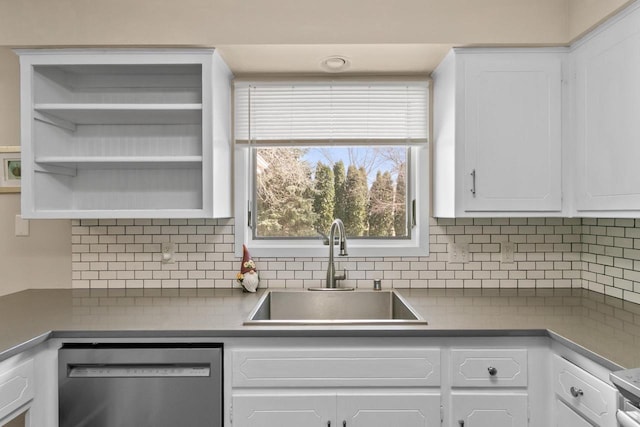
[58,343,223,427]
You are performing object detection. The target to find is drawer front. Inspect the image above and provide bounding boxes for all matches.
[0,358,34,420]
[232,348,440,387]
[451,348,528,387]
[552,355,617,426]
[451,392,528,427]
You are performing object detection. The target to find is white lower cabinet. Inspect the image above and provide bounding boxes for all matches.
[338,392,441,427]
[232,392,334,427]
[451,393,528,427]
[449,348,530,427]
[556,398,593,427]
[230,343,442,427]
[0,358,34,426]
[552,355,618,427]
[0,341,56,427]
[232,392,441,427]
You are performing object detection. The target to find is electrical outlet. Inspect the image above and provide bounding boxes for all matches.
[449,242,469,263]
[501,242,515,264]
[161,242,175,264]
[15,215,29,237]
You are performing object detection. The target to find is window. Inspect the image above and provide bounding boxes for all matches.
[234,80,429,257]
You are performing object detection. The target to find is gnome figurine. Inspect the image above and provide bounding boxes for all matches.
[236,244,259,292]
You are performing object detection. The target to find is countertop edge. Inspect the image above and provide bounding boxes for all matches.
[0,327,621,373]
[1,331,52,362]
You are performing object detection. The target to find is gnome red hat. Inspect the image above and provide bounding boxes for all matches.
[241,244,257,273]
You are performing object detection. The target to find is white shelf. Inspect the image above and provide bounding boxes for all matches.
[35,156,203,169]
[29,209,210,219]
[34,103,203,125]
[18,49,233,219]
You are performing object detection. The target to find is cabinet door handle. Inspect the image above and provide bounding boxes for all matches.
[488,366,498,376]
[327,422,330,427]
[570,386,584,397]
[343,421,346,427]
[470,169,476,196]
[459,421,465,426]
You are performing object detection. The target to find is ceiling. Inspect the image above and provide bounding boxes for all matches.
[0,0,634,75]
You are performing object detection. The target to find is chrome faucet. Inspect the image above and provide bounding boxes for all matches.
[326,219,348,288]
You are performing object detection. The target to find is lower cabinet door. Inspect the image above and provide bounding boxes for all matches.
[556,398,592,427]
[452,393,528,427]
[233,393,335,427]
[338,392,441,427]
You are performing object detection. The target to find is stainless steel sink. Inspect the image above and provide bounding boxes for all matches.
[244,290,427,325]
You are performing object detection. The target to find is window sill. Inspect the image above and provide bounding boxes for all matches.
[234,239,429,258]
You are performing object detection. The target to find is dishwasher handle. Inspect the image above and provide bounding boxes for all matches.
[67,363,211,378]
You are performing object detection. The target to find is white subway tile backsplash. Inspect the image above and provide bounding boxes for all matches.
[68,217,640,304]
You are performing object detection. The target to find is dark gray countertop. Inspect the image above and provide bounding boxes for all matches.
[1,287,638,370]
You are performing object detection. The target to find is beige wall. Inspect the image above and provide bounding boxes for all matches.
[0,48,18,148]
[0,195,71,297]
[569,0,634,40]
[0,0,570,46]
[0,48,71,297]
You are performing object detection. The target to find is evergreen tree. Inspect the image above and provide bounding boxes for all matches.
[333,161,346,221]
[313,162,335,236]
[256,148,315,237]
[394,166,407,237]
[342,165,369,236]
[369,171,395,237]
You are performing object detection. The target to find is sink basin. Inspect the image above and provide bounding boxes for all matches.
[244,290,427,325]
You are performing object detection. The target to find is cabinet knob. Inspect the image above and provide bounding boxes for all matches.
[343,421,347,427]
[459,421,465,426]
[570,386,584,398]
[488,366,498,376]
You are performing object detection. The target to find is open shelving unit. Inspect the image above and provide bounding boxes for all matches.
[17,49,233,218]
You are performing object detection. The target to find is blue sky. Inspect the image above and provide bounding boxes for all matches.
[302,146,405,186]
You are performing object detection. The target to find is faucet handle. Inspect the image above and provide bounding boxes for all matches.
[335,269,346,281]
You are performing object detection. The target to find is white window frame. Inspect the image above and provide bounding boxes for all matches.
[233,80,430,258]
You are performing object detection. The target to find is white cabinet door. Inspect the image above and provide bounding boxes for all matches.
[556,399,592,427]
[463,53,562,213]
[232,393,335,427]
[432,48,564,217]
[337,392,441,427]
[573,4,640,214]
[451,393,528,427]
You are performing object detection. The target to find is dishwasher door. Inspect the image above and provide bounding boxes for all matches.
[58,343,222,427]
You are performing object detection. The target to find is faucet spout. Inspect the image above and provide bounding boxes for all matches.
[326,219,348,289]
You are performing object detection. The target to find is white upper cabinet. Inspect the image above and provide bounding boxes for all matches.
[16,49,233,219]
[433,48,564,217]
[572,2,640,216]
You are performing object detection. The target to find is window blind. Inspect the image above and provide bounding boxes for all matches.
[234,81,429,145]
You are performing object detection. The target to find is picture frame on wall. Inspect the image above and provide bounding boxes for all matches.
[0,146,21,194]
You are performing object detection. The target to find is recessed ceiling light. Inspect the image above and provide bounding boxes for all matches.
[321,56,350,72]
